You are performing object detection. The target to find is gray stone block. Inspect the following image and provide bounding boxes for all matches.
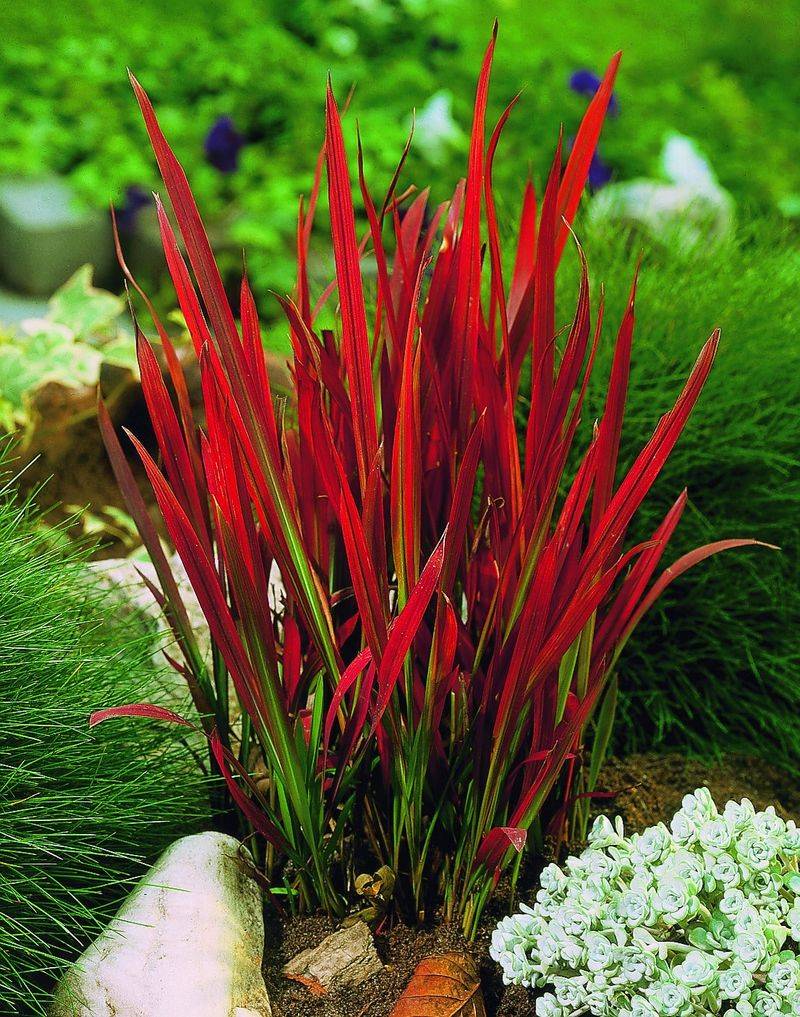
[0,176,113,296]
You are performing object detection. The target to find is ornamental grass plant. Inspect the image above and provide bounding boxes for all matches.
[555,222,800,768]
[0,467,205,1015]
[95,30,766,935]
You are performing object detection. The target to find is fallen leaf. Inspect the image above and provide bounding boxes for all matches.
[390,953,486,1016]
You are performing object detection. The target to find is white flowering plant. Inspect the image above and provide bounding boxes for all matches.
[491,788,800,1017]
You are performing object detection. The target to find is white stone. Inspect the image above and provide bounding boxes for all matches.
[51,832,271,1017]
[88,554,211,676]
[589,179,734,249]
[90,554,286,676]
[589,132,734,250]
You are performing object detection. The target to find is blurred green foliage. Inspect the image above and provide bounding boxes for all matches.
[0,0,798,304]
[0,266,136,435]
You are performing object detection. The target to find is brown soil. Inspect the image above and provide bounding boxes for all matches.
[262,752,800,1017]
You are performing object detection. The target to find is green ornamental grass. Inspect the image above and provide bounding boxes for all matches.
[556,222,800,768]
[0,470,205,1014]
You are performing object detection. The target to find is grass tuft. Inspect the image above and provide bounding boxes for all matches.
[554,220,800,768]
[0,471,207,1014]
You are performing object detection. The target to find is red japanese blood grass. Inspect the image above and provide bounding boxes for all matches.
[93,28,770,935]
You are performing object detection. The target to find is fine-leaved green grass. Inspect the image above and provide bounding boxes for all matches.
[553,220,800,768]
[0,469,207,1014]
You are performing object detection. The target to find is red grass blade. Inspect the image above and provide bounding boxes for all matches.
[325,80,379,497]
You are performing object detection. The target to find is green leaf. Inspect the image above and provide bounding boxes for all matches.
[0,328,102,421]
[48,265,124,337]
[688,927,712,949]
[588,676,618,791]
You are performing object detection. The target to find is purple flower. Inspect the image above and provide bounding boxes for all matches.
[114,185,150,233]
[588,150,613,189]
[569,68,619,116]
[204,116,245,173]
[566,137,613,191]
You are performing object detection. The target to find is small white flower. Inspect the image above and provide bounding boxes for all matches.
[681,788,717,822]
[616,890,651,928]
[577,877,610,916]
[709,851,740,888]
[631,823,673,865]
[746,870,781,905]
[651,980,692,1017]
[585,932,616,972]
[553,976,585,1009]
[670,811,698,847]
[662,849,704,890]
[751,989,783,1017]
[767,958,799,996]
[737,830,777,872]
[783,821,800,856]
[734,904,765,935]
[537,932,561,967]
[653,878,697,926]
[733,931,768,971]
[615,945,656,985]
[724,797,756,833]
[698,816,733,855]
[551,904,592,939]
[589,815,620,848]
[754,807,786,840]
[540,863,568,896]
[629,996,658,1017]
[558,936,586,967]
[720,887,747,917]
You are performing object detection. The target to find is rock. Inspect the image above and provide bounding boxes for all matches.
[0,176,113,296]
[51,832,271,1017]
[88,554,211,677]
[284,920,383,994]
[89,555,286,678]
[588,133,734,250]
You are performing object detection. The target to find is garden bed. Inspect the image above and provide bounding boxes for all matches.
[261,752,800,1017]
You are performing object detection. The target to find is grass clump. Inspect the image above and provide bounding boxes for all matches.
[0,472,206,1013]
[555,220,800,768]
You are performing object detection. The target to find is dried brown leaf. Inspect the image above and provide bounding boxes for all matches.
[390,953,486,1017]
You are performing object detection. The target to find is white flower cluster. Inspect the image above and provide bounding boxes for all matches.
[491,789,800,1017]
